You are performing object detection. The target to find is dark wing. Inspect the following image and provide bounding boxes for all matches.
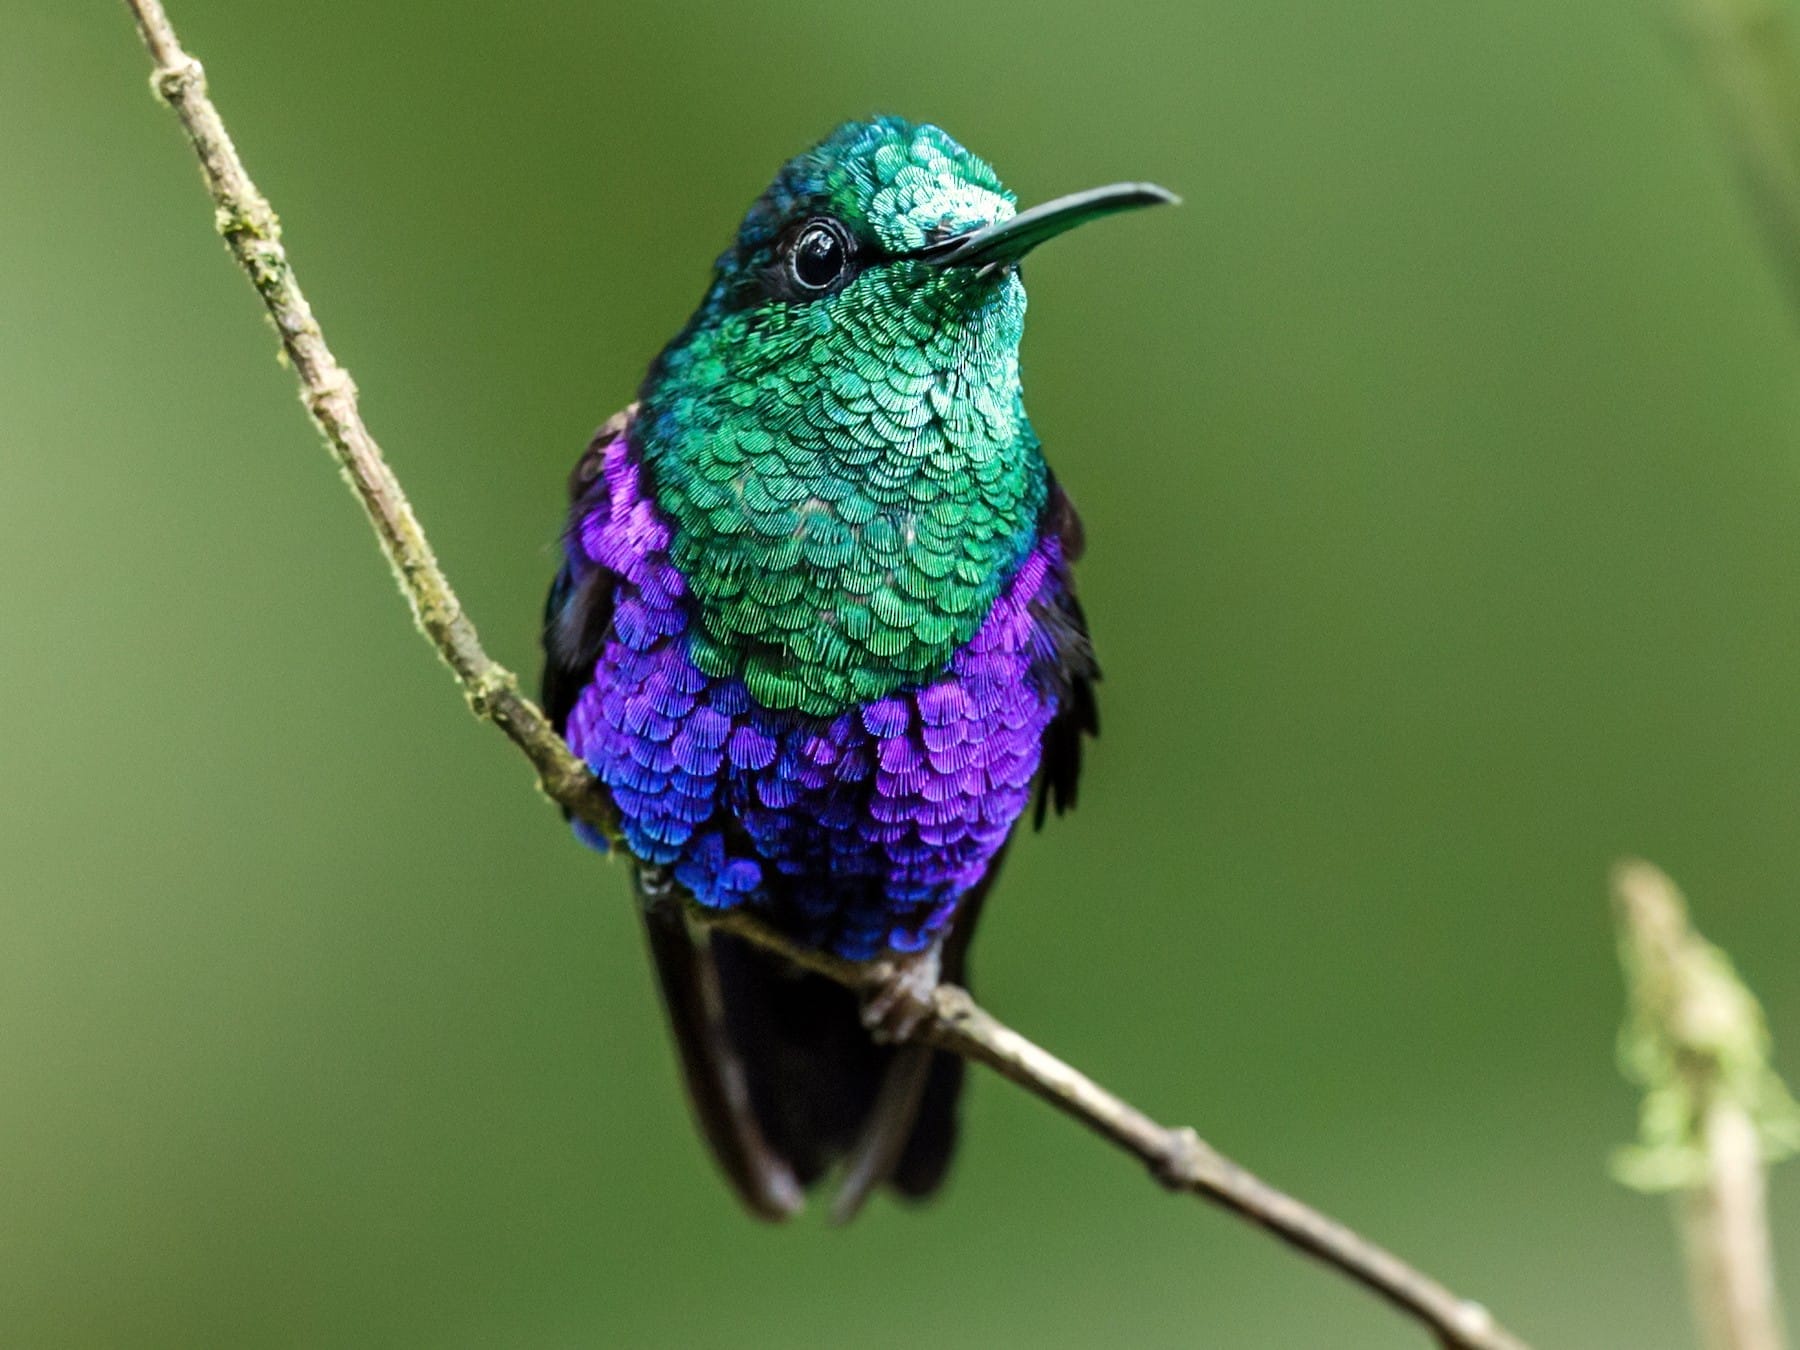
[540,414,627,735]
[540,405,804,1220]
[1031,476,1101,828]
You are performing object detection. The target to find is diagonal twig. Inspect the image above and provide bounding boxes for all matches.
[118,3,1530,1345]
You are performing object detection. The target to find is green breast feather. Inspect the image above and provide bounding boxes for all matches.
[641,268,1045,716]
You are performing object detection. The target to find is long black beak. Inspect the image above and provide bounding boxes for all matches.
[921,182,1178,269]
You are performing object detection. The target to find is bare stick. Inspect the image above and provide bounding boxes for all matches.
[120,0,615,834]
[119,4,1530,1346]
[1685,1105,1786,1350]
[1611,860,1799,1350]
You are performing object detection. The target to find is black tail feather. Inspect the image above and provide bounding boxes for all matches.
[709,930,890,1190]
[643,879,988,1220]
[829,1042,936,1224]
[638,889,803,1220]
[890,1049,966,1197]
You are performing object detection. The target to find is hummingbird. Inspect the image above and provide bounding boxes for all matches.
[541,117,1173,1221]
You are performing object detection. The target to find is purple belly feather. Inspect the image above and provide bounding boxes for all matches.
[562,434,1064,960]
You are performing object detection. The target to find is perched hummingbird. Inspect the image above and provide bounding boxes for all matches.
[541,117,1173,1221]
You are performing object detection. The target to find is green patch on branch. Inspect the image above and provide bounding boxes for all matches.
[1611,859,1800,1193]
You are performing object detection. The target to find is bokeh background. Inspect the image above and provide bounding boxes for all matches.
[5,1,1799,1345]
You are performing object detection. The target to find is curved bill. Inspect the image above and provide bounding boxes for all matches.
[922,182,1179,269]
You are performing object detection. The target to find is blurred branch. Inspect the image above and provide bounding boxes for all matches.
[121,2,1529,1346]
[1645,6,1800,1340]
[1678,0,1800,311]
[1611,860,1800,1350]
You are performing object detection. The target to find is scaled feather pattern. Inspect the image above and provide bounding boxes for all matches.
[558,430,1079,960]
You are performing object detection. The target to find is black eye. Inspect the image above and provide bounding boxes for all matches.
[788,218,852,292]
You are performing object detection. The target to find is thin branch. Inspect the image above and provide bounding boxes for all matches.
[119,4,1530,1346]
[1686,1105,1788,1350]
[1611,860,1799,1350]
[120,0,615,835]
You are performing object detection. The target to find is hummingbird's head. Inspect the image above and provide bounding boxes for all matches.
[649,117,1176,400]
[711,117,1021,322]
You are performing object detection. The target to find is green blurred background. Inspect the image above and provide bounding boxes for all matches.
[4,1,1799,1345]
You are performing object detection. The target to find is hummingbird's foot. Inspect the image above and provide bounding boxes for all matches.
[860,943,942,1044]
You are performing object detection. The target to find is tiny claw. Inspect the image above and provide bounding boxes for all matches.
[636,864,675,903]
[860,944,942,1044]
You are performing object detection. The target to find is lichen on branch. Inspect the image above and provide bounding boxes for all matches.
[1611,859,1795,1350]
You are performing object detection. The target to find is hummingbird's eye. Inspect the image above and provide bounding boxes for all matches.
[788,219,852,293]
